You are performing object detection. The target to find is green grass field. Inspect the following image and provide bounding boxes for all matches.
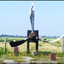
[0,37,64,63]
[0,37,62,52]
[0,37,25,42]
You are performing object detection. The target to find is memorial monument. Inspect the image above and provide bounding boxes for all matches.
[9,3,52,53]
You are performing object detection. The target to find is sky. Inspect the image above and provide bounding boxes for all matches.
[0,1,64,36]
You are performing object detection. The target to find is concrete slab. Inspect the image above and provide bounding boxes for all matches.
[22,56,35,62]
[20,60,57,64]
[7,63,18,64]
[30,61,58,64]
[30,61,49,64]
[21,59,30,62]
[3,60,14,63]
[22,56,33,59]
[3,60,18,64]
[49,61,57,63]
[19,62,29,64]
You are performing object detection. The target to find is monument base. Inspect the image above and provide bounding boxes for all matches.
[27,30,39,54]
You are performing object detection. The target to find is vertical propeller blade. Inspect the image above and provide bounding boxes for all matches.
[29,3,35,32]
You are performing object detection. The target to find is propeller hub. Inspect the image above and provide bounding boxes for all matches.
[29,32,37,39]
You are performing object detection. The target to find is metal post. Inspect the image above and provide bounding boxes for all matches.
[14,47,18,54]
[61,39,64,53]
[4,37,7,51]
[50,53,56,61]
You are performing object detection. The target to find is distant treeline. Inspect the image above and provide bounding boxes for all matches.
[0,34,62,38]
[0,34,26,38]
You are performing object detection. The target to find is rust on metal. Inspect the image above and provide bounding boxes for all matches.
[29,32,37,39]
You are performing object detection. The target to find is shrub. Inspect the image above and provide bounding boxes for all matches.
[44,38,47,40]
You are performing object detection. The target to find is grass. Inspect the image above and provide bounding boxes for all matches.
[0,48,64,63]
[0,37,62,53]
[0,47,64,63]
[0,37,64,63]
[0,37,26,42]
[0,47,27,62]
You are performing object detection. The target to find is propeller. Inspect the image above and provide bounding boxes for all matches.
[36,37,50,43]
[29,3,50,43]
[9,3,49,47]
[9,37,30,47]
[29,3,34,32]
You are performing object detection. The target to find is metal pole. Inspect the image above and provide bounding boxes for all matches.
[61,39,64,53]
[4,37,7,51]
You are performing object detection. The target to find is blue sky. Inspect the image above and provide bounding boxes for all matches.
[0,1,64,36]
